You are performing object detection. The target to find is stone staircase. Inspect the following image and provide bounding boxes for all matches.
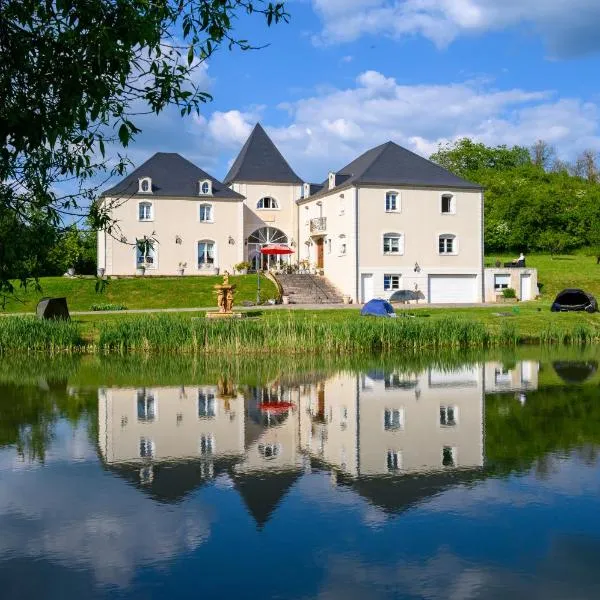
[275,274,344,304]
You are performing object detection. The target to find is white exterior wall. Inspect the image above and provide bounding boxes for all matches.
[484,268,538,302]
[230,182,301,259]
[99,196,244,276]
[298,187,358,300]
[357,186,483,303]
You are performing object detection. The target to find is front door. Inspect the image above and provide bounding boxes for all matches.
[316,238,324,269]
[520,274,532,301]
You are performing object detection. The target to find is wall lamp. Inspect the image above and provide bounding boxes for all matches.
[414,262,421,273]
[228,236,235,245]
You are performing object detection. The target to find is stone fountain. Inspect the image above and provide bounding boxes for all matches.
[206,272,244,319]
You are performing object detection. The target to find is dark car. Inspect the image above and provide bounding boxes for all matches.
[550,289,598,313]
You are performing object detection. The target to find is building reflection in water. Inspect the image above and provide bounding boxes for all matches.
[98,361,539,524]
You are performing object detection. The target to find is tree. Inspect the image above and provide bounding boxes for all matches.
[572,149,599,182]
[530,140,555,170]
[0,0,288,292]
[430,138,531,178]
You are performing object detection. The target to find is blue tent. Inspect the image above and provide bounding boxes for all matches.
[361,298,397,317]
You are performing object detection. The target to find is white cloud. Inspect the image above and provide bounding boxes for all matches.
[265,70,600,180]
[311,0,600,57]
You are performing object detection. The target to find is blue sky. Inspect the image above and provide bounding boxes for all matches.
[116,0,600,185]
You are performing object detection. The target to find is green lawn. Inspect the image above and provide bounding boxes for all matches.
[485,252,600,301]
[1,275,277,313]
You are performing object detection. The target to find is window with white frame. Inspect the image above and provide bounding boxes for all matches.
[384,274,401,291]
[441,193,455,214]
[339,234,347,256]
[383,233,403,255]
[198,390,216,419]
[199,434,215,456]
[384,408,404,431]
[258,443,281,460]
[442,446,456,467]
[438,234,457,254]
[136,239,156,267]
[199,179,212,195]
[138,177,152,194]
[197,240,215,268]
[139,438,155,458]
[387,450,402,472]
[199,203,213,222]
[494,274,510,290]
[327,238,332,254]
[138,201,153,221]
[385,191,399,212]
[137,390,156,422]
[440,405,458,427]
[257,196,279,209]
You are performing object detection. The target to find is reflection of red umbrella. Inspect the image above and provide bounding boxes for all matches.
[259,244,294,255]
[259,402,294,413]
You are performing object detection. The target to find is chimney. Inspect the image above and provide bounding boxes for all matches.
[303,182,310,198]
[328,172,335,190]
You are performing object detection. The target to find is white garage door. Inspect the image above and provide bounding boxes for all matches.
[428,275,478,304]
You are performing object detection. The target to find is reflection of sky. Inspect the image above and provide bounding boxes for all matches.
[1,425,600,598]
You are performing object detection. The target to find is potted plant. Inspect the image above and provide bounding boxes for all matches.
[234,260,251,275]
[136,236,155,276]
[177,261,187,276]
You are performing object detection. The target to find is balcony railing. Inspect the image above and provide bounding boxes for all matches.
[310,217,327,233]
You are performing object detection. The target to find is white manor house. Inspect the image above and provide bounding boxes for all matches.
[98,124,534,304]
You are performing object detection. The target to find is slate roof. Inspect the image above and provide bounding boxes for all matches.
[303,141,481,201]
[223,123,303,185]
[101,152,244,200]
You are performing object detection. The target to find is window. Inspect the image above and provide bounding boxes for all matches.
[139,465,154,484]
[438,234,456,254]
[327,238,332,254]
[138,201,153,221]
[383,233,403,255]
[258,443,281,460]
[139,438,155,458]
[440,405,458,427]
[138,177,152,194]
[199,203,213,222]
[385,192,399,212]
[384,274,401,291]
[199,434,215,456]
[136,240,156,267]
[137,390,156,422]
[198,240,215,267]
[198,391,216,419]
[494,274,510,290]
[384,408,404,431]
[441,193,455,214]
[339,234,347,256]
[442,446,456,467]
[257,196,279,209]
[199,179,212,195]
[387,450,402,472]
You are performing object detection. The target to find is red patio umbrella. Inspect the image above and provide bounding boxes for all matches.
[256,244,295,303]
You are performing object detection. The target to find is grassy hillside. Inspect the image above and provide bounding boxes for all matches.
[0,275,277,313]
[486,252,600,301]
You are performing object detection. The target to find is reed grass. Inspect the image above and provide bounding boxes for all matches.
[0,317,84,353]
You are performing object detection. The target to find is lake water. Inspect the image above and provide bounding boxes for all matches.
[1,350,600,599]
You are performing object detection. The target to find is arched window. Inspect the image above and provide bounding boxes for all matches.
[199,203,213,222]
[441,193,455,214]
[197,240,216,269]
[257,196,279,210]
[138,201,153,221]
[439,234,457,254]
[199,179,212,195]
[385,191,400,212]
[138,177,152,193]
[258,443,281,460]
[383,232,404,255]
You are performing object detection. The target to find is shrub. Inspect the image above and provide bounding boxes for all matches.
[90,303,128,311]
[234,261,251,272]
[502,288,517,299]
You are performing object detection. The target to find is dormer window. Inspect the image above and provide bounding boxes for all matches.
[328,171,335,190]
[199,179,212,196]
[138,177,152,194]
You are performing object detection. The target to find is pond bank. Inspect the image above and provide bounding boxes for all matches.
[1,313,600,354]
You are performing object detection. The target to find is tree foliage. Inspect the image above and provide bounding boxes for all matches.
[0,0,288,291]
[430,138,600,254]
